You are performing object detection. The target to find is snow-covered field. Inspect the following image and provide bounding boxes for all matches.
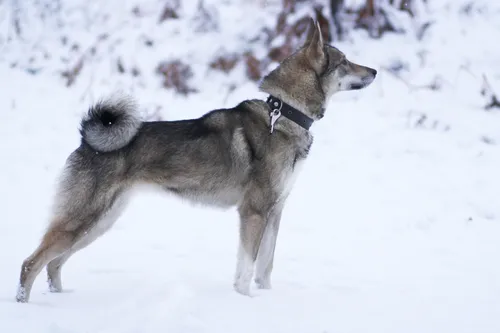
[1,1,500,332]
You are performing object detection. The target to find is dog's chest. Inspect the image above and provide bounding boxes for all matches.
[279,144,311,199]
[280,159,304,199]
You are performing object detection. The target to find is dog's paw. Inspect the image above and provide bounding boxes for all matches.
[48,278,62,293]
[48,284,62,293]
[233,282,252,297]
[255,278,272,290]
[15,286,28,303]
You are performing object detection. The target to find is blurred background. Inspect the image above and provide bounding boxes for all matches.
[1,1,499,333]
[1,0,498,113]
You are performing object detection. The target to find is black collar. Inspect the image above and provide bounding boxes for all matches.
[266,95,314,131]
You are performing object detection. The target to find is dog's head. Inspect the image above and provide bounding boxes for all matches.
[260,19,377,120]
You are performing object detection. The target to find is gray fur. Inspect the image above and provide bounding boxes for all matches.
[80,96,142,152]
[16,19,377,303]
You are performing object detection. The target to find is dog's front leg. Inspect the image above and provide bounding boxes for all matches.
[254,203,284,290]
[233,200,269,296]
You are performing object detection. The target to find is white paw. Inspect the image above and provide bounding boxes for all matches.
[48,279,62,293]
[255,278,272,290]
[16,285,28,303]
[234,245,254,296]
[233,282,252,296]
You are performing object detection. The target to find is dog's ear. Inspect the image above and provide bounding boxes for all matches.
[315,21,324,47]
[303,18,317,47]
[305,20,325,73]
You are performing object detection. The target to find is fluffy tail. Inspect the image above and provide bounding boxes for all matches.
[80,96,142,152]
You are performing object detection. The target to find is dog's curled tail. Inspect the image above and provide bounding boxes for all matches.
[80,96,142,152]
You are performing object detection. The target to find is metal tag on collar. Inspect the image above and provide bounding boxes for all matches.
[269,98,283,134]
[270,109,281,134]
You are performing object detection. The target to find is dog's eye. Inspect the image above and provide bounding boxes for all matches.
[331,57,346,71]
[324,60,340,75]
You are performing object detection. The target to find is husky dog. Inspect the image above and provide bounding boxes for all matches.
[16,19,376,303]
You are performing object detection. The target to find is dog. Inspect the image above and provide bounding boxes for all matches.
[15,19,376,303]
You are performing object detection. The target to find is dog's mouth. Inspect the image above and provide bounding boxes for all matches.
[349,83,364,90]
[349,75,376,90]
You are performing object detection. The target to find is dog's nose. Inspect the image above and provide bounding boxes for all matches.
[368,68,377,76]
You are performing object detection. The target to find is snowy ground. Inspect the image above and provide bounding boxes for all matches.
[1,1,500,332]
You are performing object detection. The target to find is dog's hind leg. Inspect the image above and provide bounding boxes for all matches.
[254,203,284,290]
[46,192,128,294]
[46,251,71,293]
[47,236,103,293]
[16,227,74,303]
[16,152,129,304]
[17,189,127,303]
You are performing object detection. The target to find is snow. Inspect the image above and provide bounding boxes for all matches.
[1,0,500,332]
